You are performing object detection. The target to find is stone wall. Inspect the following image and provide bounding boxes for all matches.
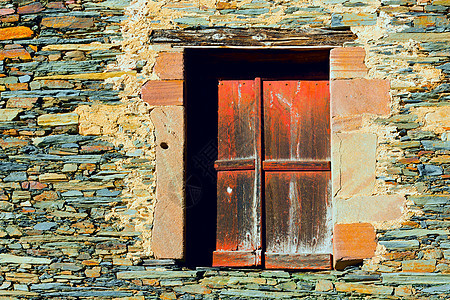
[0,0,448,298]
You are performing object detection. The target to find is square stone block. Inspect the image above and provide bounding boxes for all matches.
[331,79,390,117]
[154,52,184,80]
[330,47,367,79]
[333,223,377,270]
[332,132,377,198]
[142,80,183,106]
[334,195,405,223]
[150,106,185,259]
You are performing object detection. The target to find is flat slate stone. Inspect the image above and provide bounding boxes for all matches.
[384,229,449,239]
[422,140,450,150]
[410,195,450,205]
[3,172,27,182]
[379,240,420,250]
[116,270,198,279]
[382,273,450,284]
[0,254,51,264]
[421,284,450,294]
[0,162,28,171]
[33,134,94,147]
[34,222,58,231]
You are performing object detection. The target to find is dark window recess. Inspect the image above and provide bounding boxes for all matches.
[184,48,330,268]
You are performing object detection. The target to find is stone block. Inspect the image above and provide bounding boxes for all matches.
[335,282,393,295]
[0,48,31,61]
[17,2,45,14]
[0,26,33,41]
[334,195,404,223]
[142,80,183,106]
[333,223,377,270]
[6,97,38,109]
[332,13,377,27]
[0,109,22,121]
[402,259,436,272]
[331,79,390,117]
[150,106,185,259]
[332,132,377,197]
[154,52,184,80]
[330,47,367,79]
[37,113,78,127]
[41,16,94,29]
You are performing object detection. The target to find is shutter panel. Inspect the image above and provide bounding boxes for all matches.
[213,80,262,267]
[263,80,332,269]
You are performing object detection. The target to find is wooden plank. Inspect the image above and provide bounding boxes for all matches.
[213,250,260,267]
[265,253,332,270]
[218,80,256,161]
[263,160,330,171]
[263,80,330,161]
[150,28,357,46]
[214,159,255,171]
[216,170,261,266]
[265,171,332,257]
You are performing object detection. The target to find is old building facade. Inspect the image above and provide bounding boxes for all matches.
[0,0,449,298]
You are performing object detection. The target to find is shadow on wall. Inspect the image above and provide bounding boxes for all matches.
[184,48,330,267]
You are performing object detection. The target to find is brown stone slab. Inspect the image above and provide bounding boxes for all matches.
[142,80,183,106]
[150,106,185,259]
[331,79,390,117]
[0,26,33,41]
[330,47,367,79]
[333,223,377,270]
[401,259,436,272]
[41,16,94,29]
[154,52,184,80]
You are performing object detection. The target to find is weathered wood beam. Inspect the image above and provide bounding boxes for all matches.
[150,28,356,47]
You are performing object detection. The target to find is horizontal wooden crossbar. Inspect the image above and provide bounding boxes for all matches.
[213,250,261,267]
[214,159,256,171]
[263,160,330,171]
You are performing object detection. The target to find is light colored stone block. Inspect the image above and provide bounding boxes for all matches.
[37,113,78,127]
[332,132,377,197]
[331,79,390,117]
[330,47,367,79]
[0,109,22,122]
[154,52,184,80]
[150,106,185,259]
[142,80,183,106]
[334,195,405,223]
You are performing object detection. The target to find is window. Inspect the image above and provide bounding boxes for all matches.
[213,79,332,269]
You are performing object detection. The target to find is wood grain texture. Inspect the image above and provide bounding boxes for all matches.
[216,171,261,260]
[265,253,332,270]
[265,172,332,263]
[214,158,255,171]
[263,81,330,161]
[218,80,256,161]
[263,160,330,171]
[213,250,260,267]
[150,28,356,46]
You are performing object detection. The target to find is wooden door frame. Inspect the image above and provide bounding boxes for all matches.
[147,46,383,270]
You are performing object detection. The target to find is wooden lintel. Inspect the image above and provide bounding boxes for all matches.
[150,28,356,47]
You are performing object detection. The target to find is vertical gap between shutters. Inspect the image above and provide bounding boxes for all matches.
[255,78,264,267]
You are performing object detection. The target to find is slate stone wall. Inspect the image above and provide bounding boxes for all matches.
[0,0,449,299]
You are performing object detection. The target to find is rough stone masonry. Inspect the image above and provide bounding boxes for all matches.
[0,0,448,299]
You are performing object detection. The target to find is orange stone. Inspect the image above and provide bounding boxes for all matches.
[34,191,59,201]
[0,48,32,61]
[85,267,101,278]
[154,52,184,80]
[333,223,377,270]
[0,26,33,41]
[330,47,368,79]
[0,14,19,23]
[6,82,28,91]
[401,259,436,272]
[41,16,94,29]
[331,79,391,117]
[142,80,184,106]
[17,2,45,14]
[6,97,38,109]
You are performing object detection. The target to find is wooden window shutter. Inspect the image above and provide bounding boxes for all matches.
[263,81,332,270]
[213,79,331,269]
[213,80,262,267]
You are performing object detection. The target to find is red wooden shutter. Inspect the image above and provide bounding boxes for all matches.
[213,80,262,267]
[263,80,332,269]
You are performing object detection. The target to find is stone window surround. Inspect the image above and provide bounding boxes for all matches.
[142,46,396,270]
